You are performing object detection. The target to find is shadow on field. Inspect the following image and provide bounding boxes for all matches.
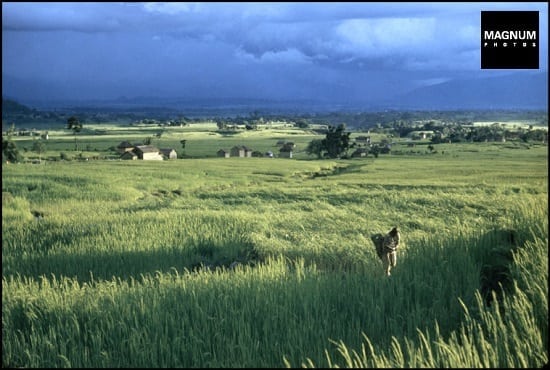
[4,241,263,283]
[477,228,523,308]
[3,225,541,368]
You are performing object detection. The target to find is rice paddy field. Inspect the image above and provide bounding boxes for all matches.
[2,128,548,368]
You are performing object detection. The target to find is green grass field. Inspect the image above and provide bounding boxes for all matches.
[2,126,548,367]
[10,122,327,160]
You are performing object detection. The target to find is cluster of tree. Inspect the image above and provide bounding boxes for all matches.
[305,124,351,159]
[359,118,547,144]
[304,119,548,161]
[294,110,547,130]
[132,118,191,126]
[2,124,23,163]
[421,122,547,144]
[2,137,22,163]
[305,124,394,159]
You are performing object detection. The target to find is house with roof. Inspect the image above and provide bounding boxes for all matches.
[230,145,253,157]
[217,149,230,158]
[133,145,164,160]
[279,143,294,158]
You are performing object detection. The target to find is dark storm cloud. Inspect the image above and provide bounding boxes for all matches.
[1,2,129,32]
[136,2,479,71]
[2,2,547,102]
[3,2,546,71]
[137,2,547,72]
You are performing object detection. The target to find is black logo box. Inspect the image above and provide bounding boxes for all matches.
[481,11,539,69]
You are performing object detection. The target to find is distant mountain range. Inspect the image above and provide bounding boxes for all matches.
[1,97,36,115]
[2,71,548,112]
[386,72,548,110]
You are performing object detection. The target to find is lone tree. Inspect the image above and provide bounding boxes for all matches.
[32,139,46,162]
[295,119,310,129]
[321,124,351,158]
[67,116,82,151]
[180,139,187,157]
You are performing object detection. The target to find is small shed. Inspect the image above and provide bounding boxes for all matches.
[217,149,230,158]
[231,145,253,158]
[160,148,177,160]
[279,143,294,158]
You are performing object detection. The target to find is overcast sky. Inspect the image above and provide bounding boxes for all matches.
[2,2,548,103]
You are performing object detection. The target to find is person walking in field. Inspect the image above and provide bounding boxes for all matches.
[371,227,400,276]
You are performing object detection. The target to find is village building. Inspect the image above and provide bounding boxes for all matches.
[279,143,294,158]
[230,145,253,157]
[160,148,177,160]
[133,145,164,160]
[217,149,230,158]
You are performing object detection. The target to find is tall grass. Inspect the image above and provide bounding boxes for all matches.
[291,214,548,367]
[3,207,547,367]
[2,144,547,367]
